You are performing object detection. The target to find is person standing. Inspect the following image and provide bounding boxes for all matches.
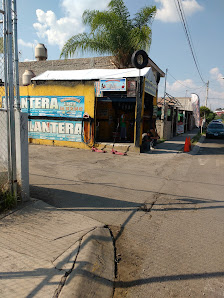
[120,114,127,141]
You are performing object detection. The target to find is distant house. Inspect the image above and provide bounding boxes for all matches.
[157,96,197,139]
[214,108,224,116]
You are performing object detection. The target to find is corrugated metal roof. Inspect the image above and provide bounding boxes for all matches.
[31,67,153,81]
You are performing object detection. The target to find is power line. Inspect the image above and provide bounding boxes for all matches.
[208,98,224,100]
[174,0,206,84]
[168,70,206,90]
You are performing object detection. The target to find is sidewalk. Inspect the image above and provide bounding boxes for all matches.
[0,200,114,298]
[151,128,202,154]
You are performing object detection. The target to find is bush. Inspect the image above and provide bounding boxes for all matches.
[200,106,216,124]
[0,188,17,212]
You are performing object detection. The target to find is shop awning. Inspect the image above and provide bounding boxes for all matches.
[32,67,155,82]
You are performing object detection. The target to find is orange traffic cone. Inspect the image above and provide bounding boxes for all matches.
[188,137,191,150]
[184,137,190,152]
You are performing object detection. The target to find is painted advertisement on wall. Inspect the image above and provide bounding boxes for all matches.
[28,119,82,142]
[21,96,85,118]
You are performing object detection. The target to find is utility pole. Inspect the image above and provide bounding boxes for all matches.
[205,81,209,107]
[160,68,168,139]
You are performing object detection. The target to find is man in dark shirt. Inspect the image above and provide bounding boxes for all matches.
[142,128,159,153]
[141,131,152,153]
[149,128,159,148]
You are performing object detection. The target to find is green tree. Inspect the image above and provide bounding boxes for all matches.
[200,106,216,123]
[60,0,156,68]
[220,114,224,121]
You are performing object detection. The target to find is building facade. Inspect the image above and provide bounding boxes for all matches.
[13,66,164,152]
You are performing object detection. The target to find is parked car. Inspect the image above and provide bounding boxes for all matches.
[211,119,222,123]
[206,122,224,138]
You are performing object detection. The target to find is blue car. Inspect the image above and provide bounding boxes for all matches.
[206,122,224,138]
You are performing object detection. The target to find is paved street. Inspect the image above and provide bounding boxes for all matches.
[29,135,224,297]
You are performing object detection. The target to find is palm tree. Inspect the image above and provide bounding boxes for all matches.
[60,0,156,68]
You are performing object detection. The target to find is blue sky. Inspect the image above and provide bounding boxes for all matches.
[17,0,224,110]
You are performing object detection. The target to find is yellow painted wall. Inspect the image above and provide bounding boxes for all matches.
[20,82,95,149]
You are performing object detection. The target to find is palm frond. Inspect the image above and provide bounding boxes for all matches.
[60,33,110,58]
[133,6,157,28]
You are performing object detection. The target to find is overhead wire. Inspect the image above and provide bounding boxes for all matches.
[168,70,206,90]
[207,98,224,100]
[174,0,206,85]
[177,0,203,81]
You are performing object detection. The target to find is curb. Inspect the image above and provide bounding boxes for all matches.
[190,135,205,155]
[59,227,115,298]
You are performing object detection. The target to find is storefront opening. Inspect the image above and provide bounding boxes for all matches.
[96,97,136,143]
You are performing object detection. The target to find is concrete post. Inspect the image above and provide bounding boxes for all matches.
[15,111,29,201]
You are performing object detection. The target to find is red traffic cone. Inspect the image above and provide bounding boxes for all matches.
[184,137,190,152]
[188,137,191,150]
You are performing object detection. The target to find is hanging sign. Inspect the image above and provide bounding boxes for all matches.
[144,78,157,97]
[144,69,157,97]
[94,81,103,97]
[127,80,136,97]
[100,78,126,91]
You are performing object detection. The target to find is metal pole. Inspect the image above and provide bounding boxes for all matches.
[162,68,168,118]
[205,81,209,107]
[135,70,142,147]
[3,0,11,184]
[6,0,17,196]
[12,0,20,110]
[160,68,168,138]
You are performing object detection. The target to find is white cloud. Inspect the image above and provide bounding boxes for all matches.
[33,0,110,49]
[155,0,203,23]
[210,67,224,87]
[166,79,200,95]
[33,9,82,49]
[18,39,34,48]
[60,0,109,18]
[207,67,224,109]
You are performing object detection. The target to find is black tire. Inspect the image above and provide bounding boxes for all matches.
[131,50,148,69]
